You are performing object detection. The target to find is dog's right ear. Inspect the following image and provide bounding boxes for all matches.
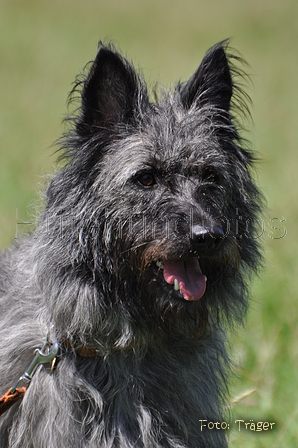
[78,43,139,133]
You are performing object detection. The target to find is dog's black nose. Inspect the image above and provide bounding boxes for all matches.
[191,224,224,250]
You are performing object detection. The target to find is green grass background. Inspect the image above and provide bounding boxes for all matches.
[0,0,297,446]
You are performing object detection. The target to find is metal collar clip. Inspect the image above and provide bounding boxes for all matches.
[11,331,59,394]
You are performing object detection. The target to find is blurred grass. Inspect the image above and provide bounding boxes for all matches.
[0,0,297,446]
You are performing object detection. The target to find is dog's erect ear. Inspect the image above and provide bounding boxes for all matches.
[79,43,138,131]
[180,42,232,112]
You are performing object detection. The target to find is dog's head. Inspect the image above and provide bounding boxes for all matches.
[42,42,263,340]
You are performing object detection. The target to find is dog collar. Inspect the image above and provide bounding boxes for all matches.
[63,336,149,357]
[63,339,106,357]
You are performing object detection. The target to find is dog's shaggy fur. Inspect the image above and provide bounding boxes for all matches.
[0,41,263,447]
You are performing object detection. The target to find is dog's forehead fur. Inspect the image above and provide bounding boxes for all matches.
[100,108,226,186]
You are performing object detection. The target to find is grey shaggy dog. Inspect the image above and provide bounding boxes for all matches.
[0,41,263,447]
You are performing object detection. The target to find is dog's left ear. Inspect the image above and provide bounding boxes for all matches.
[79,43,139,132]
[180,42,232,113]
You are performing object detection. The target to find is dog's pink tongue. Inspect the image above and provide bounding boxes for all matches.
[163,257,206,301]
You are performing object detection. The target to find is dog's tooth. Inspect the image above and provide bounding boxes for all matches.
[174,279,179,291]
[156,260,164,269]
[204,275,207,282]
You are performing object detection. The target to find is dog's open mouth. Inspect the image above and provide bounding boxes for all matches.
[156,257,207,301]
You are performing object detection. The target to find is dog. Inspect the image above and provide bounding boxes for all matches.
[0,41,263,447]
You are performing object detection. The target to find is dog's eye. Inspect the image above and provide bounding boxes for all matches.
[201,168,220,184]
[137,173,156,187]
